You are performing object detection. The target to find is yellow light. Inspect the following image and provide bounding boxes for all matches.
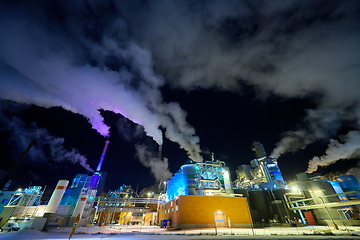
[217,210,222,213]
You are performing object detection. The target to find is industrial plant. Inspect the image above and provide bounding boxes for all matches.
[1,141,360,232]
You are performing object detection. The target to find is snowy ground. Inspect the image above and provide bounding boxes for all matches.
[0,224,359,240]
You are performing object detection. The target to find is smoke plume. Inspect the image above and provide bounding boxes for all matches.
[1,0,360,170]
[135,144,172,181]
[0,103,93,172]
[118,0,360,169]
[306,131,360,173]
[0,1,201,162]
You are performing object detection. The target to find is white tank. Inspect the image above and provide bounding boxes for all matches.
[72,194,88,218]
[45,180,69,213]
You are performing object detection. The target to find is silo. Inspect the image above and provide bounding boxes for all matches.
[72,194,88,218]
[45,180,69,213]
[183,165,196,195]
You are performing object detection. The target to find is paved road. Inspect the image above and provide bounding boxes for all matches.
[0,225,359,240]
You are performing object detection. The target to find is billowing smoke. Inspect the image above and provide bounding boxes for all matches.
[118,0,360,169]
[0,1,201,162]
[307,131,360,173]
[1,0,360,171]
[270,108,350,159]
[135,144,172,181]
[0,103,93,171]
[270,130,313,159]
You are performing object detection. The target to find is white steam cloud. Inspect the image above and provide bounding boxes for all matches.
[307,131,360,173]
[128,0,360,171]
[0,1,202,162]
[1,0,360,172]
[120,0,360,171]
[135,144,172,181]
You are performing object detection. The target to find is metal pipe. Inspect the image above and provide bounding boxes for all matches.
[319,196,338,230]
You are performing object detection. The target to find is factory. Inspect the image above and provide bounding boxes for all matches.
[0,141,360,231]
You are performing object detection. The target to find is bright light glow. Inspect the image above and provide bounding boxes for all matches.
[217,210,222,213]
[289,185,301,194]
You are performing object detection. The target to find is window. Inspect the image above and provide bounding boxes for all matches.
[168,209,170,213]
[176,206,178,211]
[172,208,174,212]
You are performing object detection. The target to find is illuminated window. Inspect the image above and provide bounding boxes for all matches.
[168,209,170,213]
[176,206,178,211]
[170,201,173,207]
[172,208,174,212]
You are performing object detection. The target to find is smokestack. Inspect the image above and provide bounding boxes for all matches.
[45,180,69,213]
[158,144,162,160]
[72,194,88,218]
[96,139,110,172]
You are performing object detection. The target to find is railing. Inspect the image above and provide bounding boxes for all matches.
[285,190,360,210]
[95,197,166,205]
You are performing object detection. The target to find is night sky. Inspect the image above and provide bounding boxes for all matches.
[1,0,360,194]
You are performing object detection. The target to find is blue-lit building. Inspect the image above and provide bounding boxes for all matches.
[166,160,233,201]
[233,142,286,190]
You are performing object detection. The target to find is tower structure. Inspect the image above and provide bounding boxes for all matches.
[250,141,286,189]
[58,140,110,224]
[89,139,110,189]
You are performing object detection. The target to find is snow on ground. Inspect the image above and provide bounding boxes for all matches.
[0,225,359,240]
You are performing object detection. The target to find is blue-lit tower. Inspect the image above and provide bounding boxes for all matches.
[89,139,110,190]
[59,140,109,223]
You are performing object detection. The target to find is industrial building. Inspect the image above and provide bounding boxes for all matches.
[1,141,360,231]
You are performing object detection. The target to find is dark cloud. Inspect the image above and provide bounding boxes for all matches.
[0,0,359,176]
[0,102,92,172]
[0,0,202,162]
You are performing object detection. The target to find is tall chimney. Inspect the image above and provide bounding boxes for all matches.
[96,139,110,172]
[158,144,162,160]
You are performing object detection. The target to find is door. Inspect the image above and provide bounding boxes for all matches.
[214,212,226,227]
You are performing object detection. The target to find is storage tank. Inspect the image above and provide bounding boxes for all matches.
[299,180,339,204]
